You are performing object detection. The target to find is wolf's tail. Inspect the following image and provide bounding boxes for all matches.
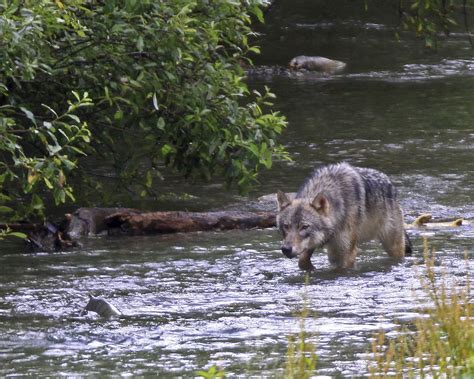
[404,230,413,256]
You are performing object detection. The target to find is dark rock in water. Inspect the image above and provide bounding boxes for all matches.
[26,207,139,251]
[245,65,307,79]
[66,207,140,237]
[245,60,346,80]
[289,55,347,74]
[245,65,290,77]
[26,221,77,252]
[81,294,121,319]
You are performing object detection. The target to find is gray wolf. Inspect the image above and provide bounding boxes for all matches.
[276,162,412,271]
[289,56,346,74]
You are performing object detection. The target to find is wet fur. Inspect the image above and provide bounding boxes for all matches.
[289,56,346,74]
[81,294,121,318]
[277,163,411,270]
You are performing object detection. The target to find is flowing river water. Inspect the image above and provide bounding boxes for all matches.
[1,2,473,377]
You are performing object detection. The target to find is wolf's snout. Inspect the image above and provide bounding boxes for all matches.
[281,245,294,258]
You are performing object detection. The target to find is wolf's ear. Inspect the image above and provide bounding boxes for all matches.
[277,190,292,211]
[311,194,329,215]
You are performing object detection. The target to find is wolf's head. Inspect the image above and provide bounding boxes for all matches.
[276,191,334,260]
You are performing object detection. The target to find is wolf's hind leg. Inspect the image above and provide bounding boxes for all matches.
[404,230,412,256]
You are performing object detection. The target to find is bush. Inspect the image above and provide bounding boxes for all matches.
[0,0,287,225]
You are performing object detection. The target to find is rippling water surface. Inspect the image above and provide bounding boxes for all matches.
[1,0,474,377]
[0,230,471,377]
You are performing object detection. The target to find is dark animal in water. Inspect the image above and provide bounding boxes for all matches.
[289,56,347,74]
[81,294,121,318]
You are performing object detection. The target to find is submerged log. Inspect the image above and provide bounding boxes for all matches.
[105,210,276,235]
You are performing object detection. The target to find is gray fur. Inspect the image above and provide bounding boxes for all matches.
[277,163,411,270]
[81,294,121,318]
[289,56,346,74]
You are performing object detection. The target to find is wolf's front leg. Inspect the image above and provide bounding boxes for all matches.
[379,229,406,259]
[298,250,315,271]
[378,206,408,259]
[326,235,357,269]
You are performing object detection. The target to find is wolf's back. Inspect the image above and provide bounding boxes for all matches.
[295,162,403,225]
[355,166,399,208]
[295,163,366,224]
[296,162,363,200]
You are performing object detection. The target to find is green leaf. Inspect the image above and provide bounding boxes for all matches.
[20,107,36,125]
[68,146,87,156]
[0,206,14,214]
[146,171,153,188]
[43,177,54,189]
[157,117,165,130]
[58,188,66,203]
[31,195,44,210]
[250,5,264,23]
[136,35,144,52]
[66,114,81,123]
[42,104,59,118]
[161,144,174,156]
[114,110,124,121]
[9,232,28,239]
[71,91,81,102]
[248,46,260,54]
[152,92,159,110]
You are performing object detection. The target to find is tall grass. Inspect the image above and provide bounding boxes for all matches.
[369,239,474,377]
[283,273,318,379]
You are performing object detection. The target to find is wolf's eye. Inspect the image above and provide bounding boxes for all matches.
[299,224,310,231]
[282,223,290,231]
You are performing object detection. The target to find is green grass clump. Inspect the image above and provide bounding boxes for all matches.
[197,365,225,379]
[369,239,473,378]
[283,274,318,379]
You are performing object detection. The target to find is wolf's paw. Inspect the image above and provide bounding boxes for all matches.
[298,254,315,271]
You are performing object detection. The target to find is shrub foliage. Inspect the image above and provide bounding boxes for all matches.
[0,0,287,223]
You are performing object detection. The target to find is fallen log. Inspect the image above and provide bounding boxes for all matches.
[10,202,470,252]
[105,210,277,235]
